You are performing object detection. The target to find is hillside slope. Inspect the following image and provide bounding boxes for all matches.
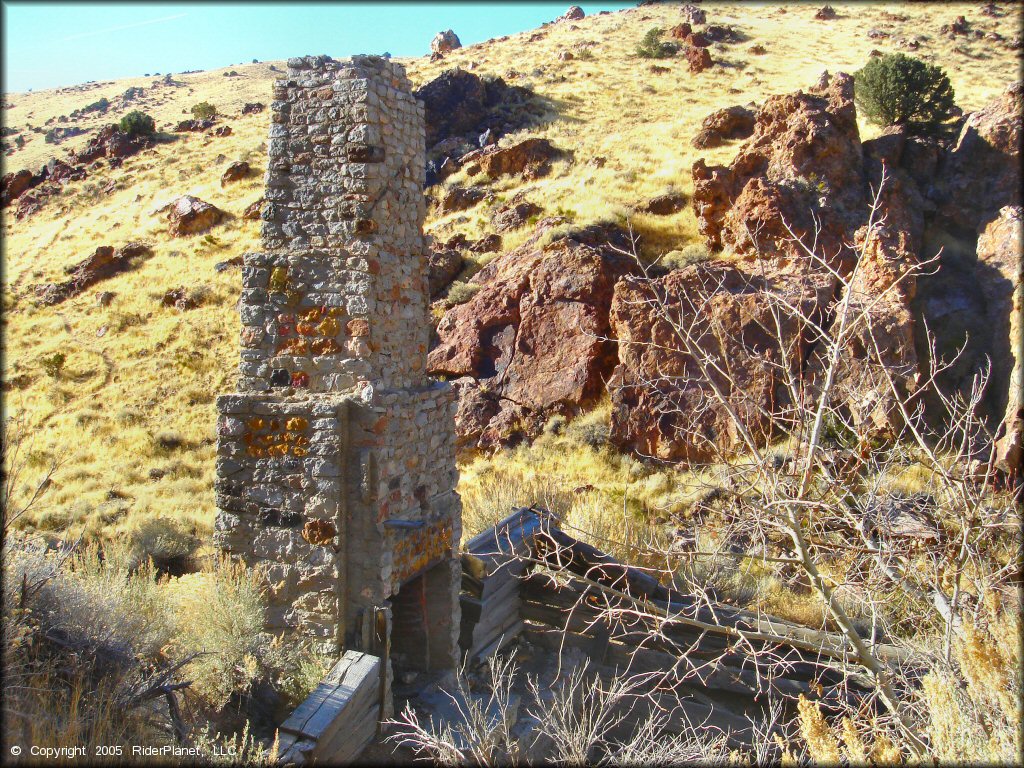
[2,1,1021,541]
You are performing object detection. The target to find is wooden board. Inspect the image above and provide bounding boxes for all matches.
[278,650,382,765]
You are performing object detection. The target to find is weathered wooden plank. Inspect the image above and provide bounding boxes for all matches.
[280,651,380,742]
[471,620,524,665]
[314,701,379,763]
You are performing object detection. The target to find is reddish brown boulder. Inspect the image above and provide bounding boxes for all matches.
[491,200,542,232]
[438,185,487,214]
[428,220,639,451]
[467,138,561,180]
[638,193,687,215]
[162,195,224,237]
[691,72,864,268]
[221,160,251,186]
[691,104,756,148]
[685,46,713,73]
[608,262,832,463]
[31,242,152,305]
[1,169,39,207]
[242,198,264,220]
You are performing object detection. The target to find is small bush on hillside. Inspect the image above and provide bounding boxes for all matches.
[661,243,712,271]
[636,28,680,59]
[40,351,66,378]
[191,101,218,120]
[854,53,957,136]
[444,281,481,307]
[118,110,155,137]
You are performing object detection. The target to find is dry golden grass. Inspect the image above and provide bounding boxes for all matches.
[2,2,1021,543]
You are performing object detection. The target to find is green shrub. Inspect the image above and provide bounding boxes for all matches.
[444,281,481,307]
[661,243,712,271]
[636,28,679,59]
[40,351,66,378]
[118,110,155,137]
[854,53,957,136]
[190,101,217,120]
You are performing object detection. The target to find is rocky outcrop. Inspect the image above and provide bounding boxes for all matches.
[428,220,638,451]
[555,6,585,23]
[691,105,756,148]
[691,72,865,268]
[976,206,1023,474]
[934,81,1021,232]
[415,69,532,155]
[431,30,462,58]
[608,262,832,463]
[160,195,224,237]
[32,242,151,305]
[175,119,214,133]
[73,124,153,164]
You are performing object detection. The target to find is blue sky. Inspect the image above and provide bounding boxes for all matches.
[2,2,631,94]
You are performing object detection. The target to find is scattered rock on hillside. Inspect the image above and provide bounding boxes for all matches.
[680,4,706,25]
[940,16,971,36]
[669,23,710,47]
[469,233,502,254]
[428,220,639,451]
[1,169,38,207]
[161,195,224,237]
[815,5,837,20]
[161,287,199,311]
[32,242,152,305]
[638,193,688,215]
[242,198,264,220]
[748,43,767,54]
[431,30,462,59]
[428,248,465,297]
[175,119,214,132]
[555,6,585,23]
[241,102,265,115]
[492,200,543,232]
[704,25,743,43]
[221,161,251,186]
[96,291,115,307]
[463,138,561,180]
[691,104,756,148]
[439,185,488,214]
[73,125,153,164]
[215,256,244,272]
[976,206,1023,474]
[686,46,714,73]
[212,126,232,137]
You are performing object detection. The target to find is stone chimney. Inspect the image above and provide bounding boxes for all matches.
[214,55,461,684]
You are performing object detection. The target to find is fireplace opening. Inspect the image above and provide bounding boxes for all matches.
[389,560,456,677]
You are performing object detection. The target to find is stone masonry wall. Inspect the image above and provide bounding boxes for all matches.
[215,54,461,666]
